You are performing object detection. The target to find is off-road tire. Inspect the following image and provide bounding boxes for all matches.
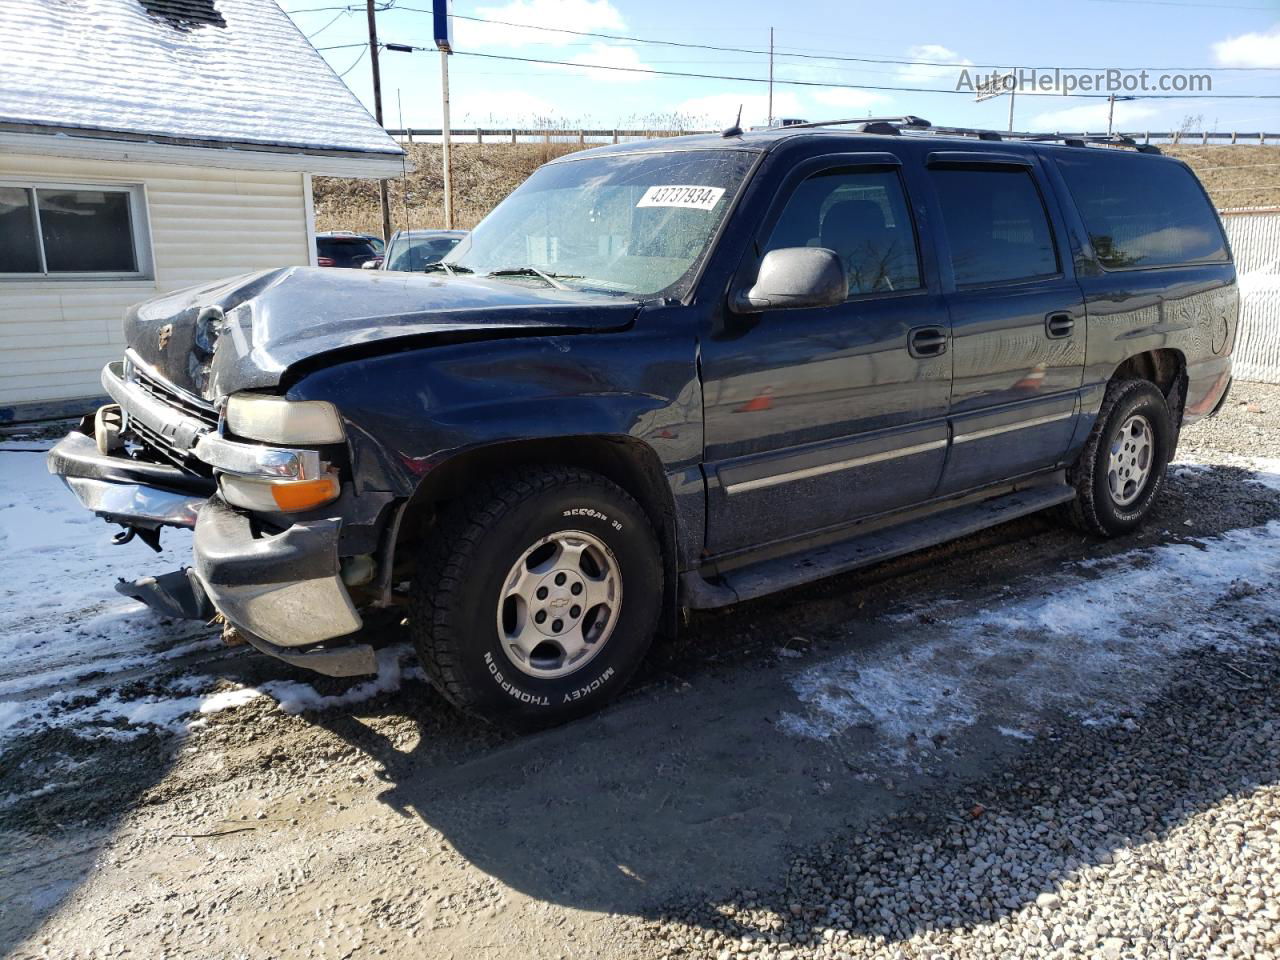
[1063,378,1173,537]
[409,466,662,728]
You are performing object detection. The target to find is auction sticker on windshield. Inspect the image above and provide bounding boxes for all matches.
[636,185,726,211]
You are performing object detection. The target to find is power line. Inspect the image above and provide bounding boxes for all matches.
[397,47,1280,99]
[336,45,368,78]
[284,2,1280,73]
[390,6,1280,73]
[305,8,348,39]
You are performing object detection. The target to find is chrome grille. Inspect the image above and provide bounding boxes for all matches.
[124,361,218,476]
[134,367,219,429]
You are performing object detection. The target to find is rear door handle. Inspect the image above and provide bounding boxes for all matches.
[908,325,948,358]
[1045,312,1075,339]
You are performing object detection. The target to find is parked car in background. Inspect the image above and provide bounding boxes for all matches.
[50,118,1237,729]
[370,229,469,272]
[315,231,383,268]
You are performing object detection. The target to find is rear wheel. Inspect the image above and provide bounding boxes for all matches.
[410,466,662,728]
[1064,378,1173,537]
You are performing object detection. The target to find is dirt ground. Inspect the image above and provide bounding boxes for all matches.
[1,384,1278,960]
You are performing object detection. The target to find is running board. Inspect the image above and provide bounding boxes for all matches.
[682,482,1077,608]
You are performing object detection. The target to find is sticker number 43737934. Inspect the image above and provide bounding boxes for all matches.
[636,185,726,211]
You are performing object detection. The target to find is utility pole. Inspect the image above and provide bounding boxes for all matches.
[366,0,392,243]
[1008,86,1016,132]
[767,27,774,127]
[1107,94,1116,135]
[432,0,455,229]
[440,47,453,229]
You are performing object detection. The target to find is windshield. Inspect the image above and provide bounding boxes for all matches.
[386,234,464,272]
[444,149,755,299]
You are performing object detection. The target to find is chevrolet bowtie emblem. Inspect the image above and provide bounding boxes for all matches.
[157,323,173,351]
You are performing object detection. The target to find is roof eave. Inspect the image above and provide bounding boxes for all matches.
[0,122,407,178]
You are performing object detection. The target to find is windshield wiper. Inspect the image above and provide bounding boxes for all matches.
[422,261,473,276]
[486,266,581,291]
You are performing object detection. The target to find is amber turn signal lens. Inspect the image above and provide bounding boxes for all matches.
[268,474,341,512]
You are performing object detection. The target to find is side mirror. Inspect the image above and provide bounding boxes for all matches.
[360,259,381,270]
[731,247,847,313]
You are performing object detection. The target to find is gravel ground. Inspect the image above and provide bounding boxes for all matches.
[629,382,1280,960]
[1,382,1277,960]
[632,647,1280,960]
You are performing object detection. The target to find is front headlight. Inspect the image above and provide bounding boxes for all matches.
[225,394,345,445]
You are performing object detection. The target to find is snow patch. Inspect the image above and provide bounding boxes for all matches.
[254,645,422,715]
[780,514,1280,764]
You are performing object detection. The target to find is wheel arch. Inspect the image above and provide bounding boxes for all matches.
[1109,347,1189,446]
[393,435,681,639]
[1110,347,1187,406]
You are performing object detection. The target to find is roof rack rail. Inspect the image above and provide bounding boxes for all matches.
[781,116,1161,154]
[922,125,1162,154]
[781,115,932,135]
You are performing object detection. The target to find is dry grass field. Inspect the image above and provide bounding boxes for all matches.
[313,141,586,235]
[314,141,1280,236]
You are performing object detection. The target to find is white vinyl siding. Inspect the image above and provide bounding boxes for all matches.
[0,151,310,408]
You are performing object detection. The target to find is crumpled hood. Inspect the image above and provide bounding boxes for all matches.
[124,266,640,399]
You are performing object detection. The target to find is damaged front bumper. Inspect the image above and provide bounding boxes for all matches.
[47,416,377,678]
[47,425,211,530]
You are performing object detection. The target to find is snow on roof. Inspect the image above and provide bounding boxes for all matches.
[0,0,402,157]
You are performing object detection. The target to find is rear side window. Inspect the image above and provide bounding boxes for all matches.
[1055,152,1228,269]
[931,167,1059,286]
[765,168,922,295]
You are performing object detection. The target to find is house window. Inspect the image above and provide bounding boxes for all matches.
[0,182,152,279]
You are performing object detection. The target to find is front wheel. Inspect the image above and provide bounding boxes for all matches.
[1063,378,1173,537]
[410,466,662,728]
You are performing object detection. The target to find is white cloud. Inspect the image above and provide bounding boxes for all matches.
[1030,101,1160,132]
[561,43,650,84]
[1213,24,1280,68]
[450,89,558,125]
[455,0,626,49]
[896,44,974,88]
[675,91,807,128]
[809,88,889,112]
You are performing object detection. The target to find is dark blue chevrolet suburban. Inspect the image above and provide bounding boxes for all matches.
[49,117,1238,726]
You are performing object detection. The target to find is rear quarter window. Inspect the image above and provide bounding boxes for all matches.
[1054,152,1229,270]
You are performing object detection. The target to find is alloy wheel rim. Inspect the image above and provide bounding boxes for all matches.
[1107,413,1154,507]
[495,529,622,679]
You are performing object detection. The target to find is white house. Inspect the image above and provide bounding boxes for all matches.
[0,0,404,421]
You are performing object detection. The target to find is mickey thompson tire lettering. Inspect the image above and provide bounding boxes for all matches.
[410,465,662,730]
[483,652,615,705]
[484,652,550,706]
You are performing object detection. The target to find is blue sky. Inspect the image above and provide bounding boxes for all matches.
[277,0,1280,134]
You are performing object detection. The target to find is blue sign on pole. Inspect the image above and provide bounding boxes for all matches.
[433,0,453,52]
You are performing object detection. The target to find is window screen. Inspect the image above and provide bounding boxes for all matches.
[765,168,922,295]
[0,184,145,276]
[1054,152,1228,269]
[931,167,1059,286]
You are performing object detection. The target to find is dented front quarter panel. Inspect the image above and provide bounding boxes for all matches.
[284,305,706,561]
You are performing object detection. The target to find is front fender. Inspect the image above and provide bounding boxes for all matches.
[286,328,702,498]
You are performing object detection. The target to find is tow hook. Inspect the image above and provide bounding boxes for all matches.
[113,524,163,552]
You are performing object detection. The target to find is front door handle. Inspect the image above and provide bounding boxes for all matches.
[908,325,948,358]
[1045,312,1075,339]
